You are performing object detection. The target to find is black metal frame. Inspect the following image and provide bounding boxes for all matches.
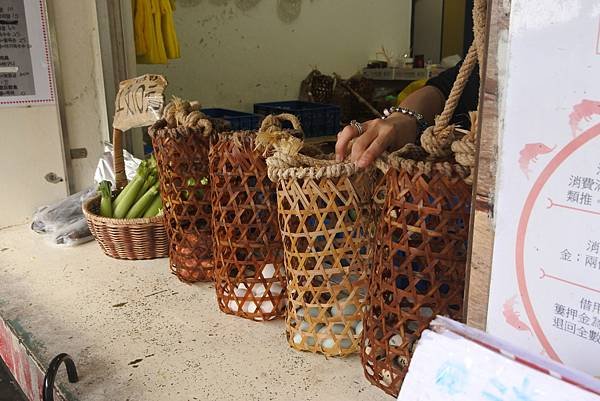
[42,354,78,401]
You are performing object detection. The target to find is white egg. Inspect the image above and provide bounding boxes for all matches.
[234,286,247,297]
[306,336,316,346]
[389,334,403,347]
[262,263,276,279]
[293,333,303,345]
[260,301,274,313]
[227,300,239,312]
[299,320,310,331]
[314,323,326,333]
[308,306,321,318]
[340,338,353,349]
[365,346,372,355]
[244,302,258,314]
[331,323,347,335]
[321,338,335,350]
[269,282,284,295]
[252,284,267,296]
[394,356,409,369]
[337,290,350,301]
[296,307,305,318]
[380,369,392,386]
[407,321,419,332]
[331,303,357,317]
[354,320,363,336]
[419,307,434,318]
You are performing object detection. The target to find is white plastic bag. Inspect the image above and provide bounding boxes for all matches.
[31,144,143,246]
[93,142,141,186]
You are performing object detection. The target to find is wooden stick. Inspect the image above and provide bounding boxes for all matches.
[112,128,128,190]
[336,75,382,118]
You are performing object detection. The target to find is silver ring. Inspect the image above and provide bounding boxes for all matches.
[350,120,364,136]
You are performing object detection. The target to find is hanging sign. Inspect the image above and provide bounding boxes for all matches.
[486,1,600,377]
[112,74,168,131]
[0,0,55,107]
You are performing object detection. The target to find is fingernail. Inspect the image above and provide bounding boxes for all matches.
[357,159,367,168]
[336,155,343,162]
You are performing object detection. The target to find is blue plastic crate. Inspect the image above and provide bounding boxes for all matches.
[253,101,341,138]
[201,108,261,131]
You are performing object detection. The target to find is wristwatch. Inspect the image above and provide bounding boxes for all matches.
[382,106,430,139]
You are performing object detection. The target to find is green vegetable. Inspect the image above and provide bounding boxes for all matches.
[113,163,149,218]
[98,181,113,217]
[200,176,209,186]
[126,182,160,218]
[143,194,163,217]
[147,154,157,173]
[136,173,157,202]
[113,160,147,209]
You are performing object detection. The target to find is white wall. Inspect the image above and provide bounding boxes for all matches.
[138,0,412,111]
[52,0,109,191]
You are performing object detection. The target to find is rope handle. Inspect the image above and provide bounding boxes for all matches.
[259,113,303,134]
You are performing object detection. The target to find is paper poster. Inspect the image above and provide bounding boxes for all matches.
[398,318,600,401]
[0,0,55,107]
[486,1,600,377]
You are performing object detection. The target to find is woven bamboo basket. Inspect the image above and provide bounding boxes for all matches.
[361,1,486,395]
[208,114,301,321]
[83,127,169,260]
[149,103,215,282]
[263,133,373,357]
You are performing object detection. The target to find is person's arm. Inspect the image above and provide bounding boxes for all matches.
[335,85,445,167]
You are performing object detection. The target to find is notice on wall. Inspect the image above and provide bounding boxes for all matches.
[486,2,600,378]
[0,0,54,107]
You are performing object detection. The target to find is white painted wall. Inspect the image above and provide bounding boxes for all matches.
[52,0,109,191]
[137,0,412,111]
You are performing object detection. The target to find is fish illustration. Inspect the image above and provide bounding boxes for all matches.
[569,99,600,136]
[502,295,532,333]
[518,143,555,179]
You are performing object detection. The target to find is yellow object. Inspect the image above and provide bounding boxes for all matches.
[396,79,428,105]
[134,0,180,64]
[160,0,180,59]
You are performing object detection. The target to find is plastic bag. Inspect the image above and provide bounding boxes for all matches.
[94,142,141,186]
[31,187,96,235]
[31,144,143,246]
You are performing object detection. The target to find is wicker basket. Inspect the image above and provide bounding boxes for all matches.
[149,117,215,282]
[83,128,169,260]
[208,115,301,321]
[361,5,486,389]
[83,195,168,259]
[264,136,373,357]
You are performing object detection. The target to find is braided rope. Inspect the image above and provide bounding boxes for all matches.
[259,113,302,133]
[379,0,487,180]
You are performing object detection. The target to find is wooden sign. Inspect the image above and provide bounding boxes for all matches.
[113,74,167,131]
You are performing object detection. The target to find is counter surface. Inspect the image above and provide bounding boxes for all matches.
[0,225,389,401]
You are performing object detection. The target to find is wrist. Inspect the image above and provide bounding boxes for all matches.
[387,113,419,144]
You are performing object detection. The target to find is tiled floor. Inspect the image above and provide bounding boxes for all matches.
[0,359,27,401]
